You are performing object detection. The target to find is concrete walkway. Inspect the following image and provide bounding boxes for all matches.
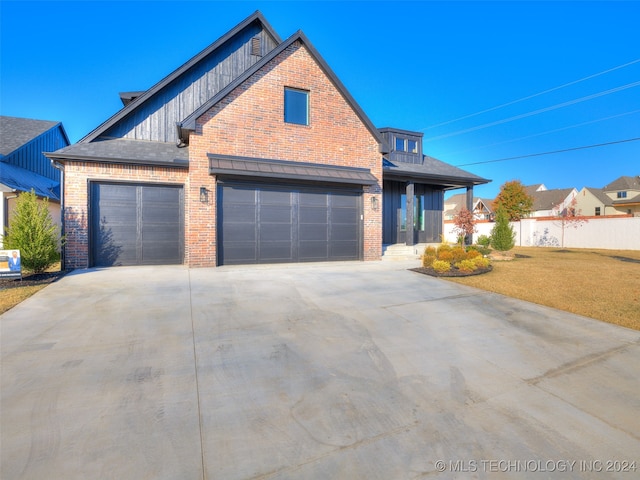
[1,261,639,479]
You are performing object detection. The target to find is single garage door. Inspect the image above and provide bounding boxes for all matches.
[90,183,184,266]
[218,183,362,265]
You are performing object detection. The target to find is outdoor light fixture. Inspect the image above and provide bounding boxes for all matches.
[200,187,209,203]
[370,196,379,211]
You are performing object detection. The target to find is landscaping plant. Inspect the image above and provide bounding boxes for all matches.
[2,190,62,273]
[452,207,476,246]
[493,180,533,221]
[490,206,516,252]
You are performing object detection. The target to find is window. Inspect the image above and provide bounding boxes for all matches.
[617,191,627,198]
[595,207,601,216]
[395,137,418,153]
[284,88,309,125]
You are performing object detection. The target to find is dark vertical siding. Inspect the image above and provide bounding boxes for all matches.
[103,25,278,143]
[4,125,66,182]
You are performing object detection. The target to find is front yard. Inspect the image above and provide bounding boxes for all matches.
[444,247,640,330]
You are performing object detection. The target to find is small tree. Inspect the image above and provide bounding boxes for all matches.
[493,180,534,221]
[2,190,62,273]
[452,207,476,245]
[490,206,515,251]
[555,196,588,247]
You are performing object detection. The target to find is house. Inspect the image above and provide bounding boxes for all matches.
[601,175,640,216]
[46,12,488,269]
[1,116,69,246]
[524,184,578,217]
[444,193,493,221]
[574,187,615,217]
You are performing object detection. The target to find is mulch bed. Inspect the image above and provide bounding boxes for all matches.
[410,265,493,278]
[0,271,68,290]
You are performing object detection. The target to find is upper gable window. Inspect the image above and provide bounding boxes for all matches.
[395,137,418,153]
[251,37,262,57]
[617,191,627,198]
[284,88,309,126]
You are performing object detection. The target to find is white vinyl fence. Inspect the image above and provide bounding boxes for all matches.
[444,215,640,250]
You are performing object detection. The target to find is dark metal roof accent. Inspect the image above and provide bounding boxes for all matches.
[180,30,388,154]
[383,156,490,188]
[46,138,189,168]
[0,162,60,200]
[208,154,377,185]
[79,11,282,144]
[119,91,145,106]
[0,116,67,156]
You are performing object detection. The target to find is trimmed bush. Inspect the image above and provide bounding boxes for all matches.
[477,234,491,247]
[422,254,436,268]
[472,256,490,269]
[455,259,478,272]
[465,249,481,259]
[438,250,454,262]
[432,260,451,273]
[451,247,468,263]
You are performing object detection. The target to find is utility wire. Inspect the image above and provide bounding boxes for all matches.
[421,58,640,131]
[425,80,640,142]
[455,137,640,167]
[446,108,640,155]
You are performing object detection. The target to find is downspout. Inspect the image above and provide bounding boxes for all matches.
[51,159,65,268]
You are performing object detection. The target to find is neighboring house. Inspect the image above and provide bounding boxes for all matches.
[575,187,615,217]
[46,11,488,269]
[443,193,493,221]
[524,184,578,217]
[0,116,69,246]
[601,175,640,216]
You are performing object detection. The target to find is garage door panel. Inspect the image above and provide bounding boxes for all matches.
[223,223,257,240]
[91,183,183,267]
[219,183,361,265]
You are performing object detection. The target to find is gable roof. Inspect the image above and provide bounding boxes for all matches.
[79,11,282,144]
[383,155,490,189]
[530,188,575,211]
[0,162,60,200]
[178,30,387,152]
[603,175,640,191]
[582,187,613,206]
[0,116,64,157]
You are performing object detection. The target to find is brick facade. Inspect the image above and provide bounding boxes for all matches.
[190,41,382,263]
[61,40,383,269]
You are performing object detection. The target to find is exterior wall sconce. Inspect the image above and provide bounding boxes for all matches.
[200,187,209,203]
[370,196,379,211]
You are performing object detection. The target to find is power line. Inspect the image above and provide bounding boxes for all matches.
[425,80,640,142]
[446,108,640,156]
[421,58,640,131]
[455,137,640,167]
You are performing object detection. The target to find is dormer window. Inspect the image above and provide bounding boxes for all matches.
[617,191,627,198]
[395,137,418,153]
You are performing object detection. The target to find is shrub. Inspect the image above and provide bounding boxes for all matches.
[465,249,481,259]
[437,243,452,254]
[477,234,491,247]
[2,190,62,273]
[472,256,490,269]
[455,259,478,272]
[432,260,451,273]
[491,206,516,251]
[424,246,437,257]
[438,250,454,262]
[468,244,491,256]
[422,254,436,268]
[451,247,468,262]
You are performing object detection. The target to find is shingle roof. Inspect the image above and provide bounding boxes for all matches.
[583,187,613,205]
[603,175,640,191]
[46,138,189,167]
[0,116,60,157]
[531,188,574,211]
[383,156,489,188]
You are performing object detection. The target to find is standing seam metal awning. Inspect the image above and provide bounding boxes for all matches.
[208,154,378,185]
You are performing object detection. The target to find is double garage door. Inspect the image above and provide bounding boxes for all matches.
[91,182,362,266]
[90,183,184,267]
[218,183,362,265]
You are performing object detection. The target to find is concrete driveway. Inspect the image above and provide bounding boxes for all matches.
[1,261,639,479]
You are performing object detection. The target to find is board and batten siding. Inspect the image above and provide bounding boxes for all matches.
[4,125,66,182]
[102,25,278,144]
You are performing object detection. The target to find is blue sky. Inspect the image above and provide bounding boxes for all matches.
[1,0,638,199]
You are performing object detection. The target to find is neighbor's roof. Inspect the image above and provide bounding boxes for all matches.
[531,188,574,211]
[47,138,189,168]
[0,162,60,200]
[0,116,61,157]
[603,175,640,191]
[383,155,490,188]
[583,187,613,205]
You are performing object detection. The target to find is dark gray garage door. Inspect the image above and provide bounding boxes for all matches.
[90,183,184,267]
[218,183,361,265]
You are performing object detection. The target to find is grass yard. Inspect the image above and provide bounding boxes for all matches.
[0,263,63,315]
[445,247,640,331]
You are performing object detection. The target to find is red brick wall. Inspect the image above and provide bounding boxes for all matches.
[190,40,382,262]
[62,161,187,269]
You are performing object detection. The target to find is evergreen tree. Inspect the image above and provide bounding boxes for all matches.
[2,190,61,273]
[491,206,515,251]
